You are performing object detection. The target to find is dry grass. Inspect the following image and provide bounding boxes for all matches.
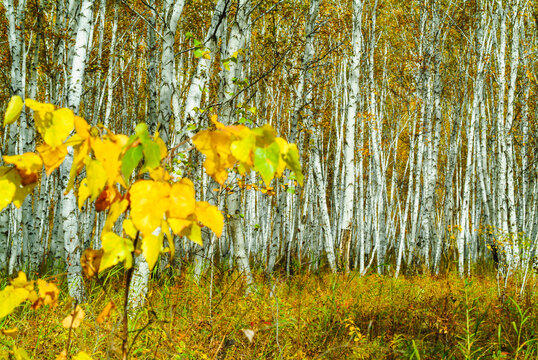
[2,267,538,359]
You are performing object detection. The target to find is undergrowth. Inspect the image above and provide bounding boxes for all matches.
[1,268,538,359]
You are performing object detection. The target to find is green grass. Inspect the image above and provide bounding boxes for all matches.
[2,269,538,359]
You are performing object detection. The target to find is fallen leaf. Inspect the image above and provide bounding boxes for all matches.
[62,305,85,329]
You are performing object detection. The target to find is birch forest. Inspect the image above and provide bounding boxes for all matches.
[0,0,538,358]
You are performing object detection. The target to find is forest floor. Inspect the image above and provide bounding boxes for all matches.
[2,266,538,359]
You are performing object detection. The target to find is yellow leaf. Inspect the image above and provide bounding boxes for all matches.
[100,232,134,272]
[168,178,195,219]
[187,223,202,246]
[43,108,75,148]
[195,201,224,237]
[230,129,255,165]
[161,220,175,260]
[67,137,90,193]
[55,350,67,360]
[1,327,18,339]
[0,286,30,319]
[74,116,90,139]
[11,346,31,360]
[0,167,17,211]
[62,305,85,329]
[0,169,35,209]
[129,180,169,236]
[78,179,91,209]
[141,231,163,270]
[73,351,93,360]
[3,153,42,185]
[192,130,235,185]
[91,138,124,187]
[167,218,192,236]
[154,135,168,160]
[85,159,107,201]
[123,218,137,238]
[32,279,60,309]
[102,198,128,232]
[274,137,288,177]
[80,249,103,278]
[4,95,23,126]
[37,143,67,175]
[10,272,29,288]
[148,166,171,181]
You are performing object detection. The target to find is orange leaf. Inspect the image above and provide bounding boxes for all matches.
[96,301,115,324]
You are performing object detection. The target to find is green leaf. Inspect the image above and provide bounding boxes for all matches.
[4,96,23,126]
[100,232,134,273]
[194,48,203,58]
[121,145,143,182]
[142,140,161,169]
[254,142,280,186]
[135,123,161,169]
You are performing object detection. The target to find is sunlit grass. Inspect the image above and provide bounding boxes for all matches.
[2,268,538,359]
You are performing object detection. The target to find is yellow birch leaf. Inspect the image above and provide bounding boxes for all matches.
[148,166,171,181]
[55,350,67,360]
[167,218,191,236]
[67,139,90,193]
[195,201,224,237]
[102,199,129,233]
[85,159,107,201]
[8,171,35,209]
[80,249,103,278]
[129,180,169,236]
[74,116,90,139]
[10,271,29,288]
[154,135,168,160]
[0,167,17,211]
[62,305,85,329]
[100,232,134,272]
[274,137,288,177]
[122,218,137,238]
[3,153,42,185]
[230,130,255,165]
[141,231,163,270]
[168,178,195,219]
[192,130,234,184]
[0,286,30,319]
[4,95,23,126]
[1,327,18,339]
[91,138,124,187]
[34,279,60,309]
[78,179,90,209]
[37,143,67,175]
[161,220,175,260]
[73,351,93,360]
[187,223,202,246]
[25,99,55,139]
[11,346,31,360]
[44,108,74,148]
